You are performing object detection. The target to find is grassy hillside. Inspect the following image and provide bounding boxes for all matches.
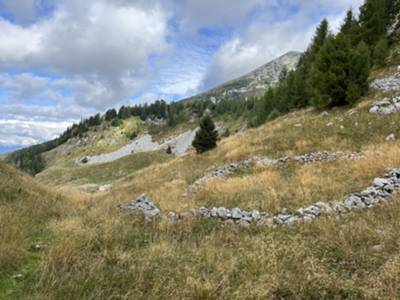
[38,150,171,188]
[1,24,400,298]
[1,84,398,298]
[0,162,70,298]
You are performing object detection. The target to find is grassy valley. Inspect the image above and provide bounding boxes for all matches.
[2,92,400,298]
[1,1,400,298]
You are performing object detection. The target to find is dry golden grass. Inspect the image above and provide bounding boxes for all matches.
[2,94,400,299]
[27,192,400,299]
[95,102,400,215]
[193,143,400,212]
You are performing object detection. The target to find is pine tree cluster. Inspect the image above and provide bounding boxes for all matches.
[250,0,399,126]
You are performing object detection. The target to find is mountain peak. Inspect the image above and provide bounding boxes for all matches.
[183,51,302,103]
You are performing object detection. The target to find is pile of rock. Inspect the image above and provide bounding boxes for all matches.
[292,151,363,165]
[371,74,400,93]
[117,194,161,221]
[121,169,400,227]
[196,207,266,226]
[370,97,400,115]
[188,151,363,193]
[192,169,400,226]
[99,184,112,192]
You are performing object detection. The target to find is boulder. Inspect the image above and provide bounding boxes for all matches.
[386,134,396,141]
[374,178,390,188]
[231,207,243,219]
[99,184,112,192]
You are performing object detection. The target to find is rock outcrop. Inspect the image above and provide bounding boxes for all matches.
[182,51,301,104]
[370,97,400,115]
[371,73,400,93]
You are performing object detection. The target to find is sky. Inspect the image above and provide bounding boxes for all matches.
[0,0,364,153]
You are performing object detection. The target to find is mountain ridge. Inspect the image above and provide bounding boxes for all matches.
[181,51,302,103]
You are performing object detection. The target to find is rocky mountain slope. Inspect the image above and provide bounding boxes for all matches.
[183,51,301,103]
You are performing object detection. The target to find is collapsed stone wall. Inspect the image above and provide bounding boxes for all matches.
[170,169,400,227]
[187,151,363,193]
[118,169,400,228]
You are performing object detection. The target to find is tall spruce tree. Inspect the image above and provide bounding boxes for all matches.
[291,19,329,108]
[347,41,371,103]
[192,115,218,154]
[340,9,361,45]
[309,34,345,108]
[373,37,390,66]
[309,34,371,108]
[359,0,389,46]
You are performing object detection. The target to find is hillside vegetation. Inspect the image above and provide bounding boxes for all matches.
[0,162,70,298]
[3,92,400,299]
[1,0,400,299]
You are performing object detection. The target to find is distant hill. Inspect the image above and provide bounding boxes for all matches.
[182,51,302,103]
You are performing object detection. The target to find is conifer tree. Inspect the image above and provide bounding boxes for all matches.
[292,19,329,108]
[359,0,389,46]
[309,34,371,108]
[192,115,218,154]
[373,37,390,66]
[105,109,117,121]
[308,35,337,109]
[347,41,371,103]
[340,9,361,45]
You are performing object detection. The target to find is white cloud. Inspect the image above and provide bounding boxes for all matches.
[0,0,367,147]
[0,0,169,109]
[2,0,38,24]
[0,1,168,75]
[180,0,264,33]
[202,0,365,88]
[0,118,71,146]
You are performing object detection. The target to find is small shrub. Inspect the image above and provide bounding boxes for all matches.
[127,131,138,140]
[267,109,281,121]
[222,128,230,138]
[111,119,122,127]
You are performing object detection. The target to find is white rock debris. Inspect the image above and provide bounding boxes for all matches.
[386,134,396,141]
[371,74,400,93]
[370,97,400,115]
[81,129,198,165]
